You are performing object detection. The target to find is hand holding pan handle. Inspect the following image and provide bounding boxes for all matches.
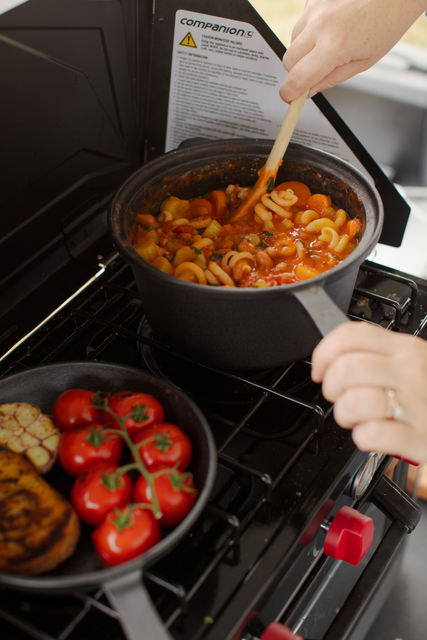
[293,285,350,338]
[103,570,173,640]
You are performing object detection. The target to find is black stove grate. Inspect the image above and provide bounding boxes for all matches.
[0,254,423,640]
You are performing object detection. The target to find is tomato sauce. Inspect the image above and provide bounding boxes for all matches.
[132,181,362,288]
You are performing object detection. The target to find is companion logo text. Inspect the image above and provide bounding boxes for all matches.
[180,17,254,38]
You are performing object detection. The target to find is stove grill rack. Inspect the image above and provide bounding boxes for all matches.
[0,255,421,640]
[1,257,420,376]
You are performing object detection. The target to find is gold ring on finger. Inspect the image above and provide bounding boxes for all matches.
[385,388,404,421]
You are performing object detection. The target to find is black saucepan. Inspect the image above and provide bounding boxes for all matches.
[109,140,384,370]
[0,362,216,640]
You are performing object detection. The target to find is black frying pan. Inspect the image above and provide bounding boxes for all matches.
[109,140,383,370]
[0,362,217,640]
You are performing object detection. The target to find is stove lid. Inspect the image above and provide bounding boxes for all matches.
[0,0,409,313]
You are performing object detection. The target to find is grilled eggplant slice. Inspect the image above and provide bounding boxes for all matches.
[0,403,59,473]
[0,450,80,575]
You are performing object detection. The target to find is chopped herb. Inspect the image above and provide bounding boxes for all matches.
[211,252,224,260]
[355,230,362,240]
[204,617,214,625]
[258,240,268,249]
[264,231,274,238]
[190,246,202,255]
[267,177,275,193]
[141,225,150,232]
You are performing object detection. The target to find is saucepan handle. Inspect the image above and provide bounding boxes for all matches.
[103,570,172,640]
[293,285,350,338]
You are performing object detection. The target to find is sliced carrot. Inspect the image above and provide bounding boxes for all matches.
[347,218,362,239]
[210,190,227,217]
[306,193,332,214]
[190,198,213,217]
[275,181,312,206]
[191,206,209,217]
[294,265,319,281]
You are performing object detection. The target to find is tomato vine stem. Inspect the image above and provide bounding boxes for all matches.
[94,401,163,519]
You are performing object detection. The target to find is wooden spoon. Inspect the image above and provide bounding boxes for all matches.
[230,89,309,222]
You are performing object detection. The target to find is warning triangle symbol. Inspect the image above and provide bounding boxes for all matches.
[180,32,197,48]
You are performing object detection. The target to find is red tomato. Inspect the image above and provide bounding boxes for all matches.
[71,463,132,527]
[58,424,122,477]
[133,423,192,471]
[102,392,165,440]
[52,389,102,432]
[92,506,161,566]
[133,469,197,528]
[174,224,194,234]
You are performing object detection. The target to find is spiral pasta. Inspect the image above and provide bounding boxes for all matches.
[175,262,207,285]
[132,180,363,288]
[319,226,340,249]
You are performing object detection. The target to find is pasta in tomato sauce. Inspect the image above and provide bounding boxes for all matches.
[132,180,363,288]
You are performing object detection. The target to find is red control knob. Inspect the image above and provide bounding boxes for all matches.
[393,455,419,467]
[323,506,374,566]
[260,622,303,640]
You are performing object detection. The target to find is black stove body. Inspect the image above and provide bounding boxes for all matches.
[0,253,423,640]
[0,2,422,640]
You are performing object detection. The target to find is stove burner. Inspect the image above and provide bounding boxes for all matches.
[137,318,312,405]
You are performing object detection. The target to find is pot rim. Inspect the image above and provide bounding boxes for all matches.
[109,140,384,296]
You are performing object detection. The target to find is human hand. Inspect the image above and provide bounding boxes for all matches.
[311,322,427,463]
[280,0,427,103]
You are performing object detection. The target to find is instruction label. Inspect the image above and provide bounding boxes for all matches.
[166,10,366,174]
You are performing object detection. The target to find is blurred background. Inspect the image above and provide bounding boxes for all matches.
[250,0,427,49]
[250,0,427,187]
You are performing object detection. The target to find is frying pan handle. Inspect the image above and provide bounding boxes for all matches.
[293,286,350,337]
[103,570,172,640]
